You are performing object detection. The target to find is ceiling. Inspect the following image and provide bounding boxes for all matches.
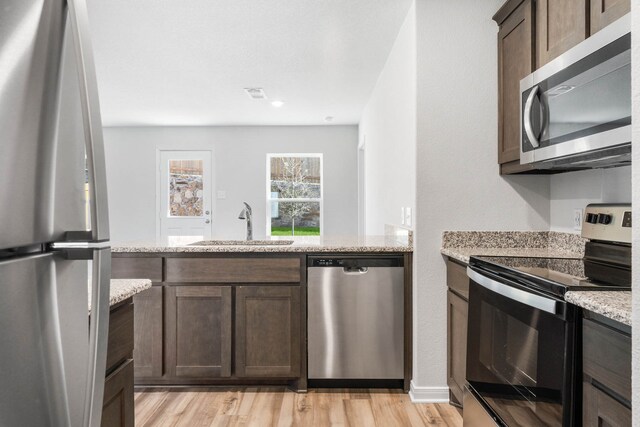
[86,0,412,127]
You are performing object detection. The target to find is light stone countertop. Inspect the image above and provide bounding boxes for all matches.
[111,235,412,254]
[88,279,152,312]
[440,247,583,264]
[564,291,632,326]
[441,231,585,263]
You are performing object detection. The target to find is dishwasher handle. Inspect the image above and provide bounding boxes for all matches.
[343,266,369,274]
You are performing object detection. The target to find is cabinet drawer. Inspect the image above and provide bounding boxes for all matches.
[102,359,134,427]
[111,257,163,282]
[106,302,134,373]
[165,257,301,283]
[583,318,631,402]
[447,259,469,300]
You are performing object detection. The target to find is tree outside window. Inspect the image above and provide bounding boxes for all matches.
[267,154,322,236]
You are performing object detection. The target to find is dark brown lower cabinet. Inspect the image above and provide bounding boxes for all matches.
[165,285,232,378]
[101,359,134,427]
[235,286,301,378]
[583,381,631,427]
[133,286,163,378]
[582,315,631,426]
[447,290,468,406]
[101,299,135,427]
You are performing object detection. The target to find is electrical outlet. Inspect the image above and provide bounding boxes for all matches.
[405,207,412,227]
[573,209,583,231]
[401,207,405,225]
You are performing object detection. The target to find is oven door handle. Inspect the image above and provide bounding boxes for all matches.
[523,85,540,148]
[467,267,560,315]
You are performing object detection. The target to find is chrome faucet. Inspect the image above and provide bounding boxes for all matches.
[237,202,253,241]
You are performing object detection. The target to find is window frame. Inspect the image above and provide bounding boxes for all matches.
[265,153,324,237]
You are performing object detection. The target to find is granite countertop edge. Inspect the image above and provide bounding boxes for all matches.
[564,291,632,326]
[440,247,583,264]
[89,279,152,312]
[112,242,413,254]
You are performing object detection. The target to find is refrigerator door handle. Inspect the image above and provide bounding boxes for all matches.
[66,0,110,243]
[84,247,110,427]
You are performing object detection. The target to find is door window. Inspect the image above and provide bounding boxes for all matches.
[168,160,204,217]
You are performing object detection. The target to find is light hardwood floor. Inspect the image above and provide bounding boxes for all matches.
[135,387,462,427]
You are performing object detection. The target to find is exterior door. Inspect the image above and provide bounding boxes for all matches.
[159,151,212,241]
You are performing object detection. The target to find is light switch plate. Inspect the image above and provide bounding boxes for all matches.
[405,207,412,227]
[217,190,227,200]
[401,207,405,225]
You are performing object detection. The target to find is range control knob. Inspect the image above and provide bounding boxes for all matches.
[597,214,612,225]
[585,213,598,224]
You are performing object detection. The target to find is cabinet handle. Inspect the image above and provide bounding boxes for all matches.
[524,85,540,148]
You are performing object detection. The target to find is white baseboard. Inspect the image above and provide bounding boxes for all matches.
[408,381,450,403]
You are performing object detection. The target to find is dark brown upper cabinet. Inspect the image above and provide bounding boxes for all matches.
[590,0,630,35]
[235,285,301,378]
[495,0,535,172]
[493,0,629,175]
[165,285,233,379]
[536,0,588,67]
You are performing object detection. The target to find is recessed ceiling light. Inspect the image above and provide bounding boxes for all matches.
[271,100,284,108]
[324,116,334,122]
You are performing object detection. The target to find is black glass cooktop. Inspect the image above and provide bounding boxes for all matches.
[469,256,631,297]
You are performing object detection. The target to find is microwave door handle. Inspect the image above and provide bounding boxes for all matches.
[67,0,110,243]
[524,85,540,148]
[467,267,560,315]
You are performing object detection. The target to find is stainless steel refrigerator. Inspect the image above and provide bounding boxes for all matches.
[1,0,111,425]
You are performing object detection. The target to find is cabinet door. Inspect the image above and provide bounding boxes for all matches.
[590,0,630,35]
[165,286,232,378]
[101,359,134,427]
[133,287,163,379]
[235,286,301,378]
[497,0,534,165]
[537,0,588,66]
[583,381,631,427]
[447,290,468,406]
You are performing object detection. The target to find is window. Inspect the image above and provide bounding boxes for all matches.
[267,154,322,236]
[168,159,204,217]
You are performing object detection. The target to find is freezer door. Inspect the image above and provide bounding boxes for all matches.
[0,249,110,427]
[0,0,109,250]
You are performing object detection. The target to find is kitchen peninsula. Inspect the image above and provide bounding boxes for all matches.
[111,235,413,392]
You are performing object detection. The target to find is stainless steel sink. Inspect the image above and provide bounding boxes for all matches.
[189,239,294,246]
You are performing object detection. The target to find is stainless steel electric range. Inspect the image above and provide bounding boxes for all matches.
[463,204,631,427]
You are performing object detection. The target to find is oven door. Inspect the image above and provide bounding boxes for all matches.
[520,15,630,167]
[466,267,578,427]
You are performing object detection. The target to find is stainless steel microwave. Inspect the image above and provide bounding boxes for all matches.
[520,14,631,170]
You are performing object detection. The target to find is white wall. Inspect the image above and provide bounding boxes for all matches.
[631,0,639,423]
[412,0,551,394]
[103,126,358,243]
[359,2,416,234]
[549,166,632,233]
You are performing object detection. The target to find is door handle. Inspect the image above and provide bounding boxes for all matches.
[467,267,560,315]
[523,85,540,148]
[205,219,211,224]
[67,0,110,243]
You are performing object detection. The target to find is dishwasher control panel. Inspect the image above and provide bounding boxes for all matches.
[308,256,404,268]
[311,258,345,267]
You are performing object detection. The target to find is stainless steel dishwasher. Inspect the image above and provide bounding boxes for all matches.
[307,256,404,383]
